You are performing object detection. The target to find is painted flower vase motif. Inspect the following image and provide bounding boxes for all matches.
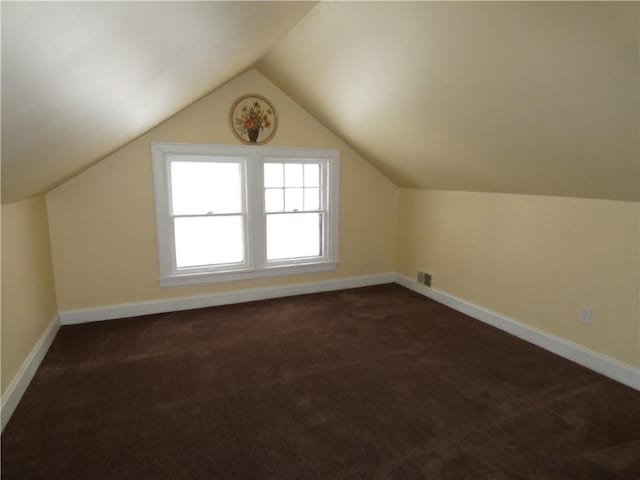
[248,127,260,143]
[229,94,278,145]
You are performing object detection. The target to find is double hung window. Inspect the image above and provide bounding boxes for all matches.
[152,143,339,286]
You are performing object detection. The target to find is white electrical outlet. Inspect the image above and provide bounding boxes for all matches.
[579,307,592,325]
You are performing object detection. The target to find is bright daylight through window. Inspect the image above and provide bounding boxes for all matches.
[152,143,339,287]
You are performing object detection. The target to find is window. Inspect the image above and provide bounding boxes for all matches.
[152,143,339,287]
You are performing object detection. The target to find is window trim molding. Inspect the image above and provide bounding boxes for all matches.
[151,142,340,287]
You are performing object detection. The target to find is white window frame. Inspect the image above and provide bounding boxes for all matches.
[151,143,339,287]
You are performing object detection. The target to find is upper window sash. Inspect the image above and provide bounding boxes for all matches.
[167,155,246,218]
[263,160,326,214]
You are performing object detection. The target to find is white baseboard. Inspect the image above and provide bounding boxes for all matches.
[1,314,60,431]
[395,274,640,391]
[59,272,397,326]
[6,273,635,434]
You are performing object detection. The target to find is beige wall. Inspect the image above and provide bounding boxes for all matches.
[397,189,640,367]
[1,196,58,395]
[46,69,398,310]
[39,68,639,375]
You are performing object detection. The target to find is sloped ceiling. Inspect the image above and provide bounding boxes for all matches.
[1,1,315,204]
[259,2,639,201]
[2,2,638,204]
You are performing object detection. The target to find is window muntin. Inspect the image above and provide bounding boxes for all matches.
[263,162,323,213]
[263,161,326,262]
[152,144,339,287]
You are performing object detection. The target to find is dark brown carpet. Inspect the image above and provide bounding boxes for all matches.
[2,284,639,479]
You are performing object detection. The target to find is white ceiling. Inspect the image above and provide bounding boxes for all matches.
[1,1,314,203]
[259,2,639,201]
[2,2,638,203]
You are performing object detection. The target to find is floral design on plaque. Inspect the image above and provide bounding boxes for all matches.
[229,94,278,145]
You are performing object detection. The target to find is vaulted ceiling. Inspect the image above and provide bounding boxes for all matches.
[2,2,638,203]
[1,1,315,203]
[259,2,639,201]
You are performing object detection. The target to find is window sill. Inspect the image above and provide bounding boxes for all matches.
[159,261,338,288]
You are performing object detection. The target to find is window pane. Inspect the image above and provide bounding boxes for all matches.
[174,216,243,268]
[284,163,303,187]
[267,213,321,260]
[285,188,304,211]
[265,188,284,212]
[304,188,320,210]
[171,162,241,215]
[304,164,320,187]
[264,163,283,188]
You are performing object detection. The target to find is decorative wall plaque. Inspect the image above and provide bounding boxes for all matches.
[229,94,278,145]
